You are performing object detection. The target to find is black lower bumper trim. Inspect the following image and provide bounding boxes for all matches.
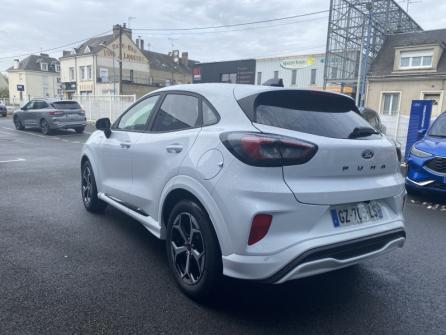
[261,228,406,284]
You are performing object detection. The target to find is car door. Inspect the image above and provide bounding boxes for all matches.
[20,101,35,126]
[97,95,160,203]
[129,92,202,219]
[30,100,49,126]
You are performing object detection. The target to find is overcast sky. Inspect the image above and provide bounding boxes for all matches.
[1,0,445,72]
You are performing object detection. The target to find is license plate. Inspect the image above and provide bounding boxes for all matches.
[330,201,383,228]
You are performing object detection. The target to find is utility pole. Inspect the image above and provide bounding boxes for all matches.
[118,24,123,95]
[357,2,373,108]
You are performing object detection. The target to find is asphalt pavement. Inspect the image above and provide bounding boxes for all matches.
[1,116,445,335]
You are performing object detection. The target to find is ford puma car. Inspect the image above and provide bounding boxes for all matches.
[80,84,406,300]
[406,111,446,194]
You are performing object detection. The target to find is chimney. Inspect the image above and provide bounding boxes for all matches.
[181,52,188,65]
[13,59,19,70]
[136,38,140,49]
[140,39,144,50]
[113,23,132,39]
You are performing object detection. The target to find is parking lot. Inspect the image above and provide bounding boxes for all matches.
[1,115,445,334]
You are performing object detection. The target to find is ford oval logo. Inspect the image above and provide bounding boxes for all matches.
[362,150,374,159]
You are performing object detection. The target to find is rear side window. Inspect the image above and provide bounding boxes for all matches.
[152,94,199,132]
[51,101,81,110]
[34,101,49,109]
[238,90,379,139]
[202,100,219,126]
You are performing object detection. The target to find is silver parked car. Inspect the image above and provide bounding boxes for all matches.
[13,98,87,135]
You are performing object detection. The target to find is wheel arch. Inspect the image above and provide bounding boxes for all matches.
[159,176,233,255]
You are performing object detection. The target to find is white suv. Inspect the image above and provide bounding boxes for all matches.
[81,84,406,300]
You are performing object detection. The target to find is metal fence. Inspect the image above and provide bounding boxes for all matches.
[72,95,136,122]
[381,114,437,156]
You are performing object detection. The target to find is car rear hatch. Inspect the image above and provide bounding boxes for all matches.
[50,101,85,121]
[236,89,404,205]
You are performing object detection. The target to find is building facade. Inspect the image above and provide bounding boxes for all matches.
[366,29,446,118]
[255,53,325,88]
[192,59,256,84]
[59,24,150,98]
[7,54,61,103]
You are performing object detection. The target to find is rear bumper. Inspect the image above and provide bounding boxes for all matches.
[49,120,86,129]
[222,221,405,283]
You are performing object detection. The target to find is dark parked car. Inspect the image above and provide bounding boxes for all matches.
[0,101,6,117]
[13,98,87,135]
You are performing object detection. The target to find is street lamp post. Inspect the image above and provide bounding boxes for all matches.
[100,43,120,95]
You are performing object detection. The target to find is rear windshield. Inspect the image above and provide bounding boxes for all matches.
[51,101,81,110]
[238,90,380,139]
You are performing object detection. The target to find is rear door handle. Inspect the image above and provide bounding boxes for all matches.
[120,143,131,149]
[166,144,183,153]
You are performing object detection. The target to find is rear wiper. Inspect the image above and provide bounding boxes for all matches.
[348,127,380,139]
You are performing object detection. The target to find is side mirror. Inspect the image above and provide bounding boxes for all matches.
[96,117,112,138]
[418,129,427,137]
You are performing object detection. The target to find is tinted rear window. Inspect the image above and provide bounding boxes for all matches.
[51,101,81,110]
[238,90,379,139]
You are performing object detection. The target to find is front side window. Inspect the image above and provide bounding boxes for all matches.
[381,93,400,116]
[117,95,159,131]
[152,94,199,132]
[429,116,446,138]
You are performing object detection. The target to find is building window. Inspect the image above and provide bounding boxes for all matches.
[55,64,60,72]
[41,63,48,71]
[273,71,279,79]
[291,70,297,85]
[80,66,85,80]
[310,69,317,85]
[257,72,262,85]
[57,77,61,83]
[69,67,75,81]
[399,50,433,69]
[130,69,134,82]
[220,73,237,83]
[86,65,92,80]
[99,68,109,82]
[381,93,400,116]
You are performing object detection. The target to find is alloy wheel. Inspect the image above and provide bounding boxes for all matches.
[82,165,93,206]
[170,212,206,285]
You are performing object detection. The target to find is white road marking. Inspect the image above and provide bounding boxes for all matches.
[1,126,84,144]
[0,158,26,163]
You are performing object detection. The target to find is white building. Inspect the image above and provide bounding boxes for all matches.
[59,24,150,98]
[255,53,326,89]
[7,54,61,103]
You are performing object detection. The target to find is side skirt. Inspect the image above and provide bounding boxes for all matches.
[98,192,162,239]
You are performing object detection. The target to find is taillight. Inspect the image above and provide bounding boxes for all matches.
[220,132,317,167]
[248,214,272,245]
[48,111,64,116]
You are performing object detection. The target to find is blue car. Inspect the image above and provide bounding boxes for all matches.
[406,112,446,194]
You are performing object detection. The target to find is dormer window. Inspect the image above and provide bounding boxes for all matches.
[55,64,60,72]
[41,63,48,71]
[399,50,433,70]
[84,46,91,54]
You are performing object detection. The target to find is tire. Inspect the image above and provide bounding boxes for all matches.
[74,127,85,134]
[81,160,107,213]
[166,199,222,302]
[13,116,24,130]
[40,119,52,135]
